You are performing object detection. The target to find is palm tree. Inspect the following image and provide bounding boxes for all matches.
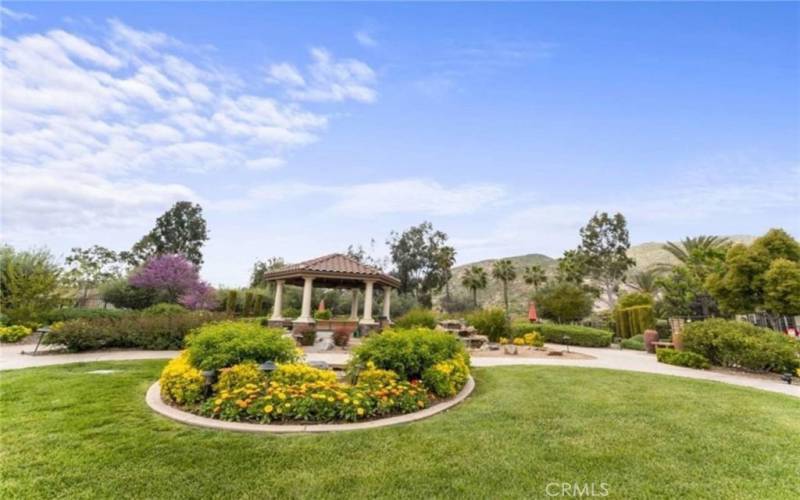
[627,269,660,294]
[460,265,488,308]
[522,264,548,293]
[662,235,730,266]
[492,259,517,316]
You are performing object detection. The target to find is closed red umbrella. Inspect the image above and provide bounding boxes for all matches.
[318,299,326,312]
[528,302,538,323]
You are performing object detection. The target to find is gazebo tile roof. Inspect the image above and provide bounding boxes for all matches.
[263,253,400,287]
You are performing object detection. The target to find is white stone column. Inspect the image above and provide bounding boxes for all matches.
[360,280,376,324]
[349,289,359,320]
[270,280,285,320]
[297,276,315,323]
[382,286,392,321]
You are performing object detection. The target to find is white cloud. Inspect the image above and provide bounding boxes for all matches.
[0,20,364,235]
[355,30,377,48]
[267,62,305,87]
[218,179,506,216]
[269,47,377,103]
[0,7,34,22]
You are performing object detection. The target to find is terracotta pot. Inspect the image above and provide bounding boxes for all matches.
[643,329,659,353]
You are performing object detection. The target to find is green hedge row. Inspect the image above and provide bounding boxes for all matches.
[513,323,613,347]
[656,349,710,369]
[683,319,799,373]
[45,312,228,351]
[621,334,645,351]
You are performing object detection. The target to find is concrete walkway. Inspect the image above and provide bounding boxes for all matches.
[2,343,797,399]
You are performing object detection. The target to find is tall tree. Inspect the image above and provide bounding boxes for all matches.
[437,246,457,300]
[557,249,589,285]
[627,269,660,294]
[129,254,201,303]
[575,212,635,307]
[533,282,593,323]
[662,235,731,266]
[126,202,209,266]
[522,264,548,293]
[63,246,123,306]
[387,221,456,307]
[250,257,285,288]
[492,259,517,316]
[461,265,488,307]
[0,246,61,325]
[707,228,800,323]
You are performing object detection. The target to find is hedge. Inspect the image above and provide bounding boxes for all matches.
[45,312,227,351]
[42,307,131,324]
[656,349,710,369]
[683,319,800,373]
[621,334,645,351]
[513,323,613,347]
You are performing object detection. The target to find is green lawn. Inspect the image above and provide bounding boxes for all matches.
[1,361,799,499]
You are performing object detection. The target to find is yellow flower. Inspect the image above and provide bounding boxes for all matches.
[264,405,274,413]
[356,407,365,416]
[327,396,335,403]
[284,402,291,408]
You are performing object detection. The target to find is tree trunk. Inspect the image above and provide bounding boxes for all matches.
[472,288,478,308]
[503,281,509,317]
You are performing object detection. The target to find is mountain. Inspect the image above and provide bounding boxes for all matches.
[435,235,757,313]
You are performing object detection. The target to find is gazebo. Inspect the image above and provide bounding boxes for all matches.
[262,253,400,331]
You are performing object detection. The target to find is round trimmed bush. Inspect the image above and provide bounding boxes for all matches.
[186,321,297,371]
[393,308,438,329]
[351,327,468,380]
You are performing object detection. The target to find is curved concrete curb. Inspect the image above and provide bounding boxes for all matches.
[146,376,475,433]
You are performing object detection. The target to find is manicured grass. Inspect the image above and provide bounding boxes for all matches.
[2,361,799,499]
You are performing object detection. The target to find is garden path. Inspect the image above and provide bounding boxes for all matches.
[1,343,797,398]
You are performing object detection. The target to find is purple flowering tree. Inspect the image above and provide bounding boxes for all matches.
[129,254,216,309]
[179,281,219,310]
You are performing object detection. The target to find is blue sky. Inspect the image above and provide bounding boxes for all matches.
[2,2,798,286]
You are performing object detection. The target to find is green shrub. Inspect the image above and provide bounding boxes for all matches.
[100,278,157,310]
[160,351,205,405]
[620,334,645,350]
[46,312,226,351]
[0,313,8,326]
[143,303,186,316]
[283,307,300,319]
[214,362,267,393]
[466,308,509,342]
[186,321,297,371]
[393,308,437,329]
[422,354,470,398]
[42,308,130,324]
[351,327,468,380]
[683,319,800,373]
[656,349,710,369]
[0,325,32,343]
[314,309,332,320]
[655,319,671,339]
[513,322,613,347]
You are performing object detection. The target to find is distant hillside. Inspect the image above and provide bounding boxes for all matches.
[434,235,756,313]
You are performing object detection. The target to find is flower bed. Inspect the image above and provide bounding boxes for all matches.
[157,325,472,426]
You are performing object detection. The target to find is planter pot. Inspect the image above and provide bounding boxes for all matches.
[643,329,659,354]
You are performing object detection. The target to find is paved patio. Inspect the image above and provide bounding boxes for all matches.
[1,343,797,398]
